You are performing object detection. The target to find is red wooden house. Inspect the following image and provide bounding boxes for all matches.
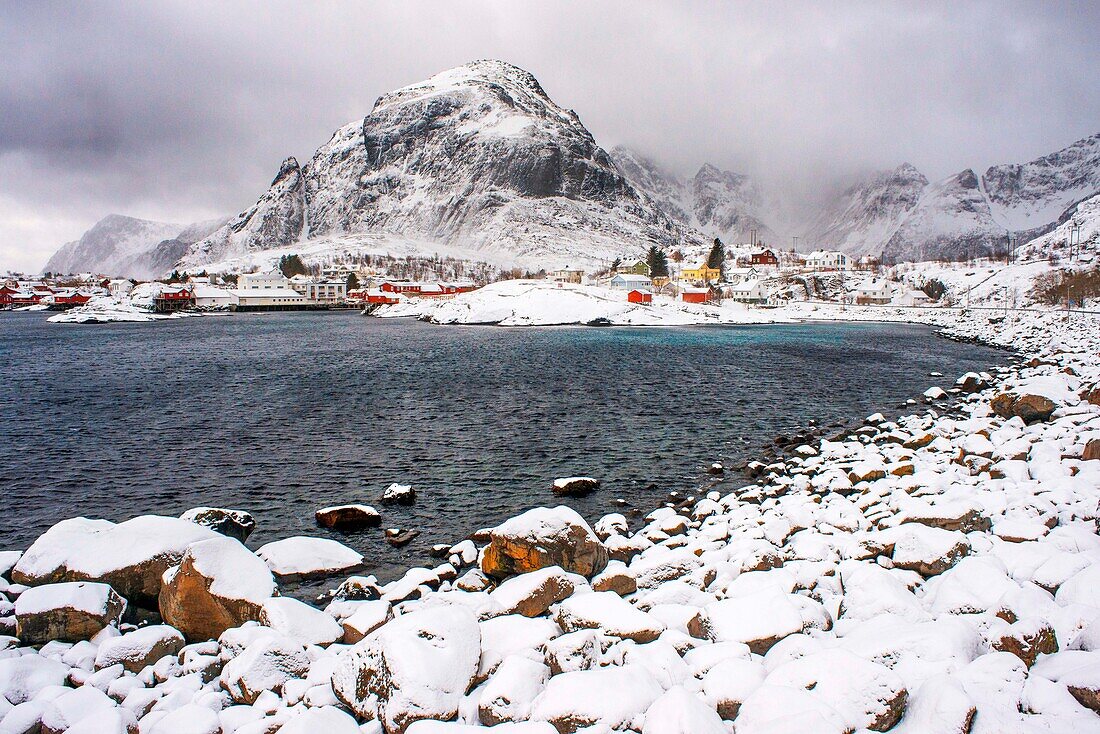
[750,249,779,266]
[627,289,652,304]
[53,291,92,307]
[0,285,16,307]
[681,286,710,304]
[154,286,194,312]
[380,281,422,294]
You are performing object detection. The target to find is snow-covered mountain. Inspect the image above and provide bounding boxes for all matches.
[619,133,1098,262]
[802,164,928,256]
[181,60,693,271]
[44,215,227,279]
[608,148,779,246]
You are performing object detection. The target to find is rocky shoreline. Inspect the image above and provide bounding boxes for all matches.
[0,308,1098,733]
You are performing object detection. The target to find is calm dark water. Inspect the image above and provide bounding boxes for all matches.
[0,311,1003,581]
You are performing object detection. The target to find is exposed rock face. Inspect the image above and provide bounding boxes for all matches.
[551,477,600,496]
[180,507,257,543]
[991,392,1057,423]
[181,60,689,271]
[14,582,126,643]
[488,565,576,617]
[1084,438,1100,461]
[159,537,276,642]
[481,506,608,579]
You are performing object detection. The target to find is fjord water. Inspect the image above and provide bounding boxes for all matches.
[0,312,1002,580]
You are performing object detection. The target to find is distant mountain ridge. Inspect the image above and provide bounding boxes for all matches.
[43,59,1097,271]
[44,214,227,279]
[616,133,1099,261]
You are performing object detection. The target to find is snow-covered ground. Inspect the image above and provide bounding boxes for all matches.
[3,284,1100,733]
[375,280,795,326]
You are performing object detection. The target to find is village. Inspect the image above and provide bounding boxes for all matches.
[2,239,946,321]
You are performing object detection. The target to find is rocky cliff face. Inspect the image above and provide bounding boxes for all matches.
[181,60,690,270]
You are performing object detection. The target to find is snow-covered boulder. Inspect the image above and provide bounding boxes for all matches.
[700,657,765,719]
[0,654,69,704]
[765,648,908,731]
[276,706,361,734]
[529,666,663,733]
[159,536,276,642]
[259,597,343,647]
[554,591,665,643]
[331,605,481,732]
[688,591,816,654]
[39,684,130,734]
[641,685,727,734]
[735,684,851,733]
[482,507,608,579]
[255,537,365,581]
[220,633,311,704]
[478,655,550,725]
[146,703,220,734]
[11,516,219,606]
[94,624,185,672]
[315,505,382,529]
[340,600,393,644]
[887,523,970,577]
[382,483,417,505]
[542,628,602,675]
[14,581,126,643]
[179,507,256,542]
[489,565,576,617]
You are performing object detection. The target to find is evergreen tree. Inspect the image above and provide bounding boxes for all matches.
[707,238,726,279]
[646,246,670,278]
[279,254,308,278]
[167,270,182,283]
[610,257,622,273]
[346,272,360,291]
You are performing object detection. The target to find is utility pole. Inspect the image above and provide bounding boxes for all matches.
[1069,223,1082,261]
[1007,233,1018,264]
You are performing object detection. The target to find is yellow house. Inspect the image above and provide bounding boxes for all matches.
[680,263,721,284]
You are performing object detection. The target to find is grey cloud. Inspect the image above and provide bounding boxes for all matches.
[1,0,1097,271]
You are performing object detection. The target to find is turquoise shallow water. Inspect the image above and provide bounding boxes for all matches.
[0,312,1003,579]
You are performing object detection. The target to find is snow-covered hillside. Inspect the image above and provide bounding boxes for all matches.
[44,215,227,279]
[180,61,695,273]
[375,279,793,326]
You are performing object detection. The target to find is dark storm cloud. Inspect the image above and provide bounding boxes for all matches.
[2,0,1098,270]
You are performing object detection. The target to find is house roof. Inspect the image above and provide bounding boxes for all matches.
[682,286,710,294]
[612,273,652,283]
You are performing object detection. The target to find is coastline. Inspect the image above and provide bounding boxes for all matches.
[1,306,1098,732]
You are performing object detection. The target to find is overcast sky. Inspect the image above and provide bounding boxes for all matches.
[2,1,1097,272]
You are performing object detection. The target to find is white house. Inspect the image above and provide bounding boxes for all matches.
[806,250,850,271]
[853,279,895,305]
[192,283,238,309]
[726,279,771,304]
[550,267,585,284]
[109,279,133,297]
[894,289,933,307]
[293,280,347,303]
[724,266,760,285]
[609,273,653,290]
[234,271,306,307]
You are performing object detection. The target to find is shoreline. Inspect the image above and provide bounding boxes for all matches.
[1,306,1098,732]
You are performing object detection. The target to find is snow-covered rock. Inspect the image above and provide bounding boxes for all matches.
[489,566,576,618]
[179,507,256,543]
[12,516,219,606]
[255,537,364,581]
[331,605,481,732]
[481,506,608,579]
[93,625,185,672]
[529,666,664,733]
[259,597,343,647]
[14,581,126,643]
[220,633,310,704]
[159,536,276,642]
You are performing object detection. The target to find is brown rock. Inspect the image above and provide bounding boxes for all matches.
[592,569,637,596]
[1012,394,1057,424]
[14,582,126,644]
[481,507,608,579]
[993,622,1058,667]
[991,392,1016,419]
[1084,439,1100,461]
[1068,685,1100,714]
[908,507,991,533]
[488,566,576,617]
[315,505,381,530]
[904,432,935,449]
[159,537,276,642]
[870,688,908,731]
[552,477,600,496]
[1083,385,1100,407]
[891,463,915,477]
